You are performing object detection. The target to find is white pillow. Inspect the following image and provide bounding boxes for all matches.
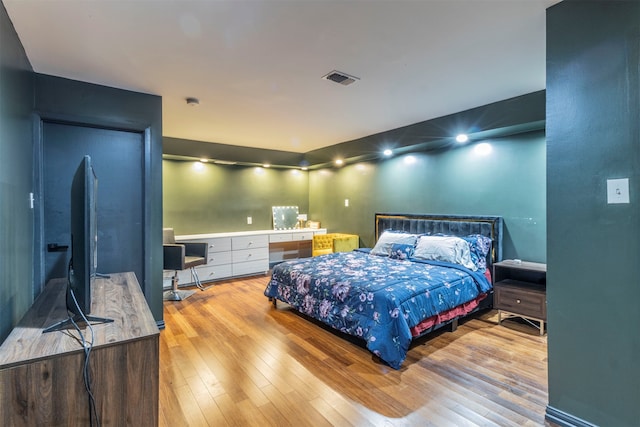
[413,235,476,270]
[370,231,418,257]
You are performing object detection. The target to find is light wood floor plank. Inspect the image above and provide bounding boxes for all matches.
[258,384,303,424]
[159,275,557,426]
[173,383,209,427]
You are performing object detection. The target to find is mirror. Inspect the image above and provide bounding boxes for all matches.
[272,206,299,230]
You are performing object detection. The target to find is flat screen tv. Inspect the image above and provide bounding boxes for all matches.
[68,154,98,315]
[44,155,112,333]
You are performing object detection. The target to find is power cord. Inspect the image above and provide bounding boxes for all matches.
[67,269,101,427]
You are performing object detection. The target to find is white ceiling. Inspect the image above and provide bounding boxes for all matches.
[4,0,558,153]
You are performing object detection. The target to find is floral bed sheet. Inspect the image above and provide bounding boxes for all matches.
[264,250,491,369]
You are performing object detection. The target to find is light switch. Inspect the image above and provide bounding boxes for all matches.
[344,199,349,207]
[607,178,630,204]
[247,216,252,224]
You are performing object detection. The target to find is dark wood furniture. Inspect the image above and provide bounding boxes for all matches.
[0,272,159,426]
[493,260,547,335]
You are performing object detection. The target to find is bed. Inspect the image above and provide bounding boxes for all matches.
[264,213,503,369]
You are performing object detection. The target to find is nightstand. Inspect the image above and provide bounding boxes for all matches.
[493,260,547,335]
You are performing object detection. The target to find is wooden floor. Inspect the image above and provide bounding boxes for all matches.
[159,275,554,427]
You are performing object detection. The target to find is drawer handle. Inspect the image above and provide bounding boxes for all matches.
[516,299,521,304]
[248,241,254,246]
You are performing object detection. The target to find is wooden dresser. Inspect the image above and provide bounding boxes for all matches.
[0,272,159,426]
[493,260,547,335]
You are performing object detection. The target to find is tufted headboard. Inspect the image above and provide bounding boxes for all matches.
[375,213,503,264]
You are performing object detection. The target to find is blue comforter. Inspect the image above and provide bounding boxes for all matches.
[264,250,491,369]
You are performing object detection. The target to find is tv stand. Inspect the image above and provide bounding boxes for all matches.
[42,313,114,333]
[0,272,159,426]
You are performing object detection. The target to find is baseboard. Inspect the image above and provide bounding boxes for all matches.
[156,320,166,330]
[545,405,598,427]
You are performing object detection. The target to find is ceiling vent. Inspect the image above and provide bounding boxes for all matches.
[322,70,359,86]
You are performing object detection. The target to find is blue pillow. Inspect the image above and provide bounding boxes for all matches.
[462,234,492,271]
[390,243,414,260]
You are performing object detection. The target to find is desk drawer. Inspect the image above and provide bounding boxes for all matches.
[269,233,292,243]
[177,237,231,253]
[232,259,268,277]
[206,237,232,253]
[206,251,232,266]
[197,264,233,282]
[232,235,268,250]
[232,247,268,263]
[291,232,313,241]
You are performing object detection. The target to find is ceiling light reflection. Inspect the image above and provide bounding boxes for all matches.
[474,142,492,156]
[404,155,416,165]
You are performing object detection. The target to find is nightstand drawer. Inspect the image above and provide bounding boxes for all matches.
[494,280,546,320]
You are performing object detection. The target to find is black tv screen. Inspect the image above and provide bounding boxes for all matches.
[67,155,98,316]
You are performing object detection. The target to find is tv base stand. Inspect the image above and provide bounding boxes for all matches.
[42,313,114,333]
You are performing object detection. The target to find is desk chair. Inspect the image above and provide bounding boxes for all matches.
[163,228,207,301]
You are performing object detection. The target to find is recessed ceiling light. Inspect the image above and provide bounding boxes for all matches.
[186,97,200,106]
[383,149,393,157]
[263,163,271,168]
[199,158,209,163]
[335,159,344,166]
[456,134,469,143]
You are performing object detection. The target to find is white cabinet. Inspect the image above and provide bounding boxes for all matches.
[166,229,325,288]
[231,234,269,277]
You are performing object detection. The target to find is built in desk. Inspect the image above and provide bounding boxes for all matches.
[0,272,159,426]
[170,228,327,286]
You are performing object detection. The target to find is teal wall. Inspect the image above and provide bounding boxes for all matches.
[0,2,34,343]
[546,1,640,426]
[309,131,546,262]
[164,130,545,263]
[163,160,309,235]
